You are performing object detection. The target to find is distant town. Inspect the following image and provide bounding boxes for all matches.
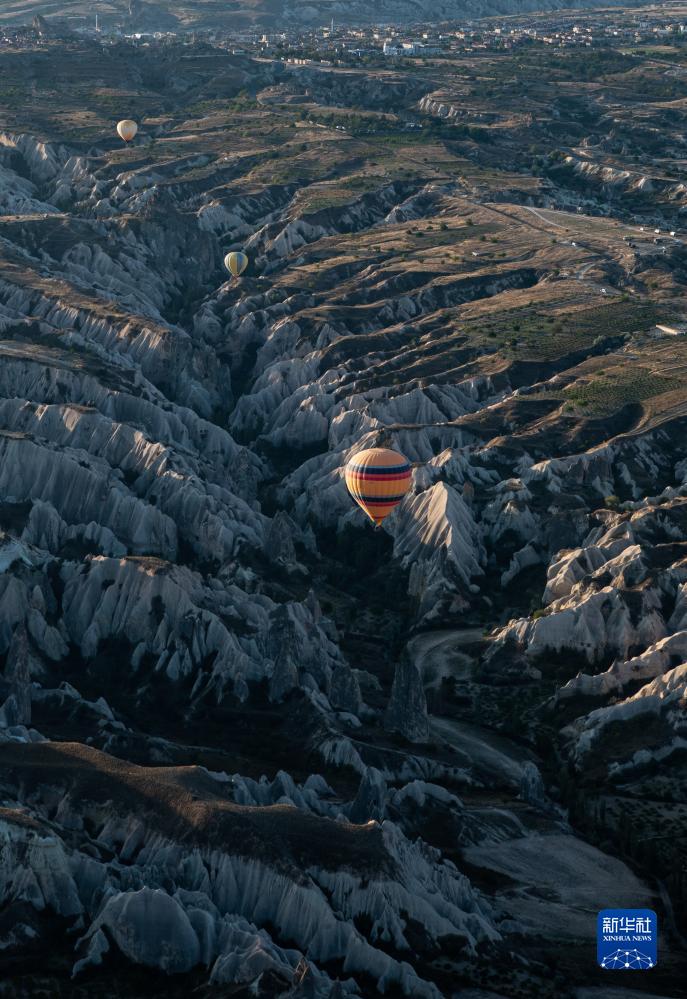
[6,5,687,63]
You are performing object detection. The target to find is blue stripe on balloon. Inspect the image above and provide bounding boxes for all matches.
[347,464,410,475]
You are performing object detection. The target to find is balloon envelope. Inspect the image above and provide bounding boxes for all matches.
[117,119,138,143]
[345,447,412,526]
[224,251,248,277]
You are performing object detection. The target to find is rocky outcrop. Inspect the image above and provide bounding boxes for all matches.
[0,624,32,728]
[564,662,687,775]
[384,654,429,743]
[0,742,497,999]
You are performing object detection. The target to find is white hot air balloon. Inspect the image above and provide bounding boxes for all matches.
[117,119,138,143]
[224,251,248,277]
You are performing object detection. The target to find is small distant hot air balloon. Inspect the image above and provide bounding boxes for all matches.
[345,447,412,526]
[117,119,138,143]
[224,251,249,277]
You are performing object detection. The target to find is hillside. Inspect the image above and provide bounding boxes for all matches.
[0,0,650,31]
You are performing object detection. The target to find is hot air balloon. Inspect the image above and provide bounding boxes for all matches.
[345,447,412,526]
[224,251,249,277]
[116,119,138,143]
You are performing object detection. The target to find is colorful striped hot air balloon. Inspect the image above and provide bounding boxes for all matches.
[224,251,249,277]
[345,447,412,526]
